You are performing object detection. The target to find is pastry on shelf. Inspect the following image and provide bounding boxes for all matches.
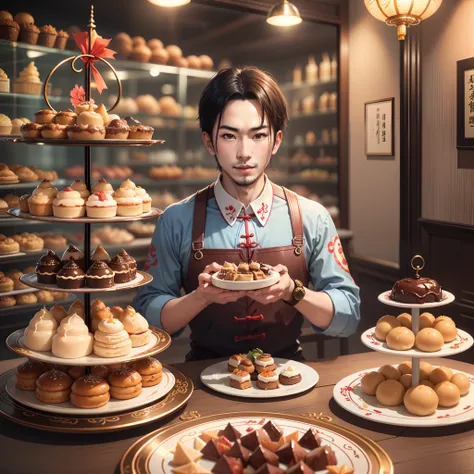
[57,260,85,289]
[117,249,137,278]
[6,269,27,290]
[0,275,14,293]
[36,250,62,284]
[105,118,130,139]
[114,186,143,216]
[41,123,68,139]
[53,187,86,218]
[0,198,8,216]
[125,117,154,140]
[0,237,20,255]
[4,193,19,209]
[135,95,160,114]
[112,32,133,59]
[0,295,16,307]
[39,232,67,250]
[91,226,134,245]
[13,61,42,95]
[132,357,162,387]
[69,180,90,200]
[11,232,44,252]
[149,164,184,180]
[36,290,54,303]
[0,69,8,93]
[0,167,18,183]
[92,244,111,263]
[93,316,132,358]
[86,190,117,218]
[20,122,42,138]
[120,306,151,347]
[16,359,48,391]
[51,291,68,301]
[55,110,77,125]
[55,29,69,49]
[28,179,58,216]
[52,314,94,358]
[36,369,73,404]
[67,366,85,381]
[70,375,110,409]
[109,255,132,283]
[0,17,20,42]
[127,221,156,238]
[67,300,85,319]
[109,367,142,400]
[24,307,58,351]
[38,24,58,48]
[34,109,56,124]
[15,166,38,182]
[91,177,115,196]
[86,260,115,289]
[11,118,31,135]
[0,114,12,135]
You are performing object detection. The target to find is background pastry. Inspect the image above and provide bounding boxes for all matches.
[23,307,58,351]
[404,385,439,416]
[375,315,400,341]
[16,359,47,391]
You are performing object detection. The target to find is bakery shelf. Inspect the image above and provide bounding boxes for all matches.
[280,78,337,92]
[0,293,76,317]
[286,143,338,149]
[0,217,47,227]
[0,288,38,298]
[9,138,165,147]
[100,237,152,253]
[290,110,337,119]
[0,92,67,103]
[0,249,45,265]
[0,179,68,191]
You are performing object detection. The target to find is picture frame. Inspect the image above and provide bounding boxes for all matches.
[364,97,394,156]
[457,57,474,149]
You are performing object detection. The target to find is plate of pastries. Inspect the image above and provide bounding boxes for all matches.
[200,348,319,399]
[211,262,280,291]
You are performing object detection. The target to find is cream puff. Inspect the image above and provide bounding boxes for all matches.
[105,118,129,139]
[93,316,132,358]
[54,110,77,125]
[114,187,143,216]
[40,123,67,139]
[70,179,90,200]
[34,109,56,124]
[23,307,58,352]
[52,187,85,218]
[120,305,151,347]
[77,110,104,127]
[91,178,114,196]
[86,190,117,218]
[135,186,152,212]
[74,101,97,115]
[52,314,94,358]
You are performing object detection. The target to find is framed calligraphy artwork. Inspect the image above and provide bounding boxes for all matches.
[364,97,394,156]
[457,57,474,149]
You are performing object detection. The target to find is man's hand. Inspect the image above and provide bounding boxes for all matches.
[195,262,246,305]
[245,264,295,305]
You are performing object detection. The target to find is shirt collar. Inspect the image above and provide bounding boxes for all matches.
[214,174,274,227]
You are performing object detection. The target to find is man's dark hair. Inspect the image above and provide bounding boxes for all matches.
[198,66,288,149]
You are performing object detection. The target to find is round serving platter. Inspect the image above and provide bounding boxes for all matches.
[8,207,163,223]
[333,366,474,428]
[20,270,152,293]
[8,138,166,147]
[6,326,171,366]
[119,412,394,474]
[377,290,455,309]
[211,271,279,291]
[0,366,193,433]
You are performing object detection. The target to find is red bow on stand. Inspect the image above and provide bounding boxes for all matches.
[73,31,117,94]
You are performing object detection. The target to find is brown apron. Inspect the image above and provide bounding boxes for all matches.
[182,183,310,361]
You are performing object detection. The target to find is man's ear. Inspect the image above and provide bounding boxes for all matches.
[271,130,283,155]
[202,131,215,156]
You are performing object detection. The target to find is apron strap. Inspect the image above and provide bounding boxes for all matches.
[191,184,215,260]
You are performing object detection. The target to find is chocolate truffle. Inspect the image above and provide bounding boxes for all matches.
[255,464,285,474]
[56,260,85,289]
[201,437,232,461]
[218,423,242,442]
[86,260,115,289]
[108,255,132,283]
[227,440,250,465]
[298,427,322,450]
[286,462,314,474]
[304,446,337,471]
[241,429,270,451]
[61,244,85,270]
[117,248,137,278]
[390,275,442,304]
[211,456,243,474]
[276,440,306,465]
[249,446,279,470]
[262,420,283,442]
[91,244,110,263]
[36,250,62,284]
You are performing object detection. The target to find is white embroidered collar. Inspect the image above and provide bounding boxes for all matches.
[214,174,273,227]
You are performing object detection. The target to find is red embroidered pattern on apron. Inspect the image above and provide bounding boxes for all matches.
[328,236,350,273]
[143,243,157,272]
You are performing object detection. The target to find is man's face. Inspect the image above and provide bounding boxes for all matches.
[202,99,282,187]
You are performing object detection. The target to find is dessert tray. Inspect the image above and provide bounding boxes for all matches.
[120,412,394,474]
[20,270,152,293]
[6,326,171,366]
[9,138,165,147]
[333,366,474,428]
[211,271,279,291]
[377,290,455,309]
[200,359,318,398]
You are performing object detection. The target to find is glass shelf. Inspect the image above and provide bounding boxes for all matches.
[280,78,337,93]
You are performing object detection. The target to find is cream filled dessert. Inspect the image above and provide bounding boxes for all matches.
[279,366,302,385]
[52,187,86,218]
[70,179,90,200]
[91,244,111,263]
[95,104,110,126]
[13,61,41,95]
[227,354,246,373]
[66,124,106,140]
[77,110,104,127]
[135,186,152,212]
[23,307,58,351]
[229,369,252,390]
[86,190,117,218]
[0,114,12,135]
[74,101,97,115]
[28,179,58,216]
[67,299,85,319]
[120,305,150,347]
[54,110,77,125]
[51,314,94,358]
[120,179,137,190]
[255,353,277,373]
[91,178,114,196]
[93,316,132,357]
[114,187,143,216]
[256,370,279,390]
[105,118,129,139]
[40,123,67,139]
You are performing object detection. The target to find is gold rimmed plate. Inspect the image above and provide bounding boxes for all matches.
[0,366,193,433]
[120,412,394,474]
[20,270,153,293]
[9,138,165,147]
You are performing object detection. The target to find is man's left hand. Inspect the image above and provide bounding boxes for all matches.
[245,264,295,305]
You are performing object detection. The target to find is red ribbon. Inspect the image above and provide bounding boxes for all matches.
[74,31,117,95]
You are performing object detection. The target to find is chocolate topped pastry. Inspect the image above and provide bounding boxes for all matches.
[249,446,279,470]
[105,118,130,139]
[61,244,85,270]
[262,420,283,442]
[117,248,136,278]
[298,427,322,450]
[276,440,306,465]
[241,429,270,451]
[304,446,337,471]
[218,423,241,442]
[108,255,132,283]
[212,455,244,474]
[36,249,62,284]
[227,440,250,465]
[201,436,232,461]
[390,275,442,304]
[86,260,115,289]
[91,244,110,263]
[56,260,85,289]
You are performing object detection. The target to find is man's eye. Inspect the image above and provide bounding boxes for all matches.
[254,133,268,140]
[222,133,235,139]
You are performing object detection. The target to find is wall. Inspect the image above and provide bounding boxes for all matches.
[348,2,400,264]
[421,0,474,224]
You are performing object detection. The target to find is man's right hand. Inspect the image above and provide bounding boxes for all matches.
[195,262,246,305]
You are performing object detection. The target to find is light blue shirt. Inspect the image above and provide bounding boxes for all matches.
[134,177,360,339]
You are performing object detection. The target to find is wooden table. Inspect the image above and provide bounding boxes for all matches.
[1,352,474,474]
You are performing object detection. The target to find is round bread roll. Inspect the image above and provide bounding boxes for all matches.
[67,366,85,381]
[435,381,460,408]
[361,371,385,395]
[36,369,73,404]
[432,320,457,343]
[415,328,444,352]
[150,48,169,65]
[71,375,110,409]
[375,315,400,341]
[404,385,439,416]
[108,368,142,400]
[187,55,201,69]
[434,315,454,326]
[378,365,401,381]
[91,365,110,379]
[451,373,470,396]
[148,38,163,50]
[420,379,435,389]
[0,11,13,22]
[375,380,405,406]
[16,359,47,391]
[132,36,146,46]
[419,361,434,380]
[399,374,413,390]
[165,44,182,60]
[91,298,107,316]
[419,312,435,329]
[132,357,163,387]
[429,366,454,385]
[14,12,35,24]
[398,361,412,375]
[199,54,214,70]
[397,313,412,329]
[386,326,415,351]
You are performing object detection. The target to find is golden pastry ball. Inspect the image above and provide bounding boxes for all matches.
[419,312,435,329]
[397,313,412,329]
[166,45,183,60]
[419,361,434,380]
[420,380,435,389]
[378,365,401,380]
[187,55,201,69]
[404,385,438,416]
[429,366,454,385]
[435,381,460,408]
[361,371,385,395]
[398,361,412,375]
[400,374,413,390]
[199,54,214,70]
[375,315,400,341]
[14,12,34,24]
[376,380,405,406]
[433,320,457,343]
[386,327,415,351]
[0,10,13,21]
[415,328,444,352]
[434,315,454,326]
[451,373,470,396]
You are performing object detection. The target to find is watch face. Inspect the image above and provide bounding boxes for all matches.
[294,286,305,301]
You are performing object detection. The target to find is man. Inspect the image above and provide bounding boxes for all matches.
[134,66,360,361]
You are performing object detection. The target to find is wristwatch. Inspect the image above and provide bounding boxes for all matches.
[284,279,306,306]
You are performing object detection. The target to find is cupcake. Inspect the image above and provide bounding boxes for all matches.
[108,255,132,283]
[0,18,19,41]
[16,166,38,182]
[91,244,111,263]
[74,101,97,115]
[279,366,302,385]
[18,22,39,45]
[40,123,67,139]
[55,30,69,49]
[105,118,129,139]
[86,190,117,218]
[0,114,12,135]
[56,260,85,289]
[52,187,86,218]
[20,122,42,138]
[28,179,58,216]
[38,25,57,48]
[61,244,85,270]
[23,307,58,352]
[91,178,114,196]
[127,118,154,140]
[66,124,105,140]
[117,249,137,279]
[0,69,9,93]
[70,179,90,199]
[55,110,77,125]
[52,314,93,358]
[135,186,152,212]
[120,306,150,347]
[86,260,115,289]
[36,249,62,284]
[77,110,104,127]
[114,187,143,216]
[14,12,35,24]
[35,109,56,124]
[11,118,29,135]
[13,61,42,95]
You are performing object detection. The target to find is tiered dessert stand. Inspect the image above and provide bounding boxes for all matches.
[0,6,193,433]
[333,256,474,427]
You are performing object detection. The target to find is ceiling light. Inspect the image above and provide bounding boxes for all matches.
[267,0,302,27]
[147,0,190,7]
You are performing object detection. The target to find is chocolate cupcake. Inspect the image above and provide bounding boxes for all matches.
[105,118,130,139]
[56,260,85,289]
[18,23,40,45]
[55,30,69,49]
[108,255,132,284]
[36,249,62,284]
[38,25,57,48]
[0,19,20,41]
[61,244,85,270]
[117,249,137,279]
[91,244,110,263]
[86,260,115,289]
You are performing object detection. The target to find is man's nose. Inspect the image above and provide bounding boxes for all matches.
[237,137,252,160]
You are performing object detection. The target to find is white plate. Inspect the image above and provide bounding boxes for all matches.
[211,271,280,291]
[200,358,318,398]
[5,368,175,416]
[361,327,473,358]
[378,290,455,309]
[333,366,474,427]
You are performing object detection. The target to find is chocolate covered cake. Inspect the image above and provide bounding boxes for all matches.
[390,275,442,304]
[61,244,85,270]
[86,260,115,289]
[56,260,85,289]
[108,255,132,283]
[91,244,110,263]
[117,248,136,279]
[36,249,62,284]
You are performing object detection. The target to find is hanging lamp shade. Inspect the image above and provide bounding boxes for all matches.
[364,0,443,40]
[147,0,190,7]
[266,0,302,27]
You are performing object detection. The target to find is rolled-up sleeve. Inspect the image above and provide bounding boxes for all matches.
[308,210,360,337]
